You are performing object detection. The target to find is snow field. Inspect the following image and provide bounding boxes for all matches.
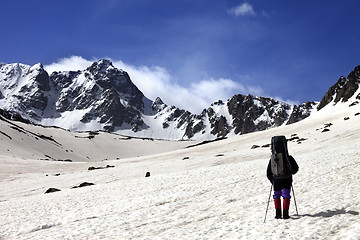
[1,141,359,239]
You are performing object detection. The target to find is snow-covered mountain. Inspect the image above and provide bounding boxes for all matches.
[0,60,149,133]
[0,60,358,140]
[1,62,360,239]
[1,82,360,239]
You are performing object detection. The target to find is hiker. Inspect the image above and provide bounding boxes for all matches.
[266,136,299,219]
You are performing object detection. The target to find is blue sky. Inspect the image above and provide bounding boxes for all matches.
[1,0,359,113]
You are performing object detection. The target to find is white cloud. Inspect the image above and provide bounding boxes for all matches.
[190,78,245,102]
[112,60,249,113]
[44,56,264,113]
[229,3,256,17]
[273,96,300,106]
[44,56,94,74]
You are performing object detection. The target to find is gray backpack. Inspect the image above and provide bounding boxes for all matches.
[270,136,292,179]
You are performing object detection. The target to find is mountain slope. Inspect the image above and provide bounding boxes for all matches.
[0,111,195,163]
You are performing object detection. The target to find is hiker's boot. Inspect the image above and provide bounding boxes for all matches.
[274,198,282,219]
[283,209,290,219]
[283,198,290,219]
[275,209,282,219]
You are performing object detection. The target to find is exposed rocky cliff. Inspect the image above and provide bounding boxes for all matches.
[318,65,360,110]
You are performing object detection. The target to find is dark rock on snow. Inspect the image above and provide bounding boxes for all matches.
[88,165,115,171]
[45,188,61,194]
[72,182,95,188]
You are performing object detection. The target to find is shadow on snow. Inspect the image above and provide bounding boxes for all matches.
[292,208,359,219]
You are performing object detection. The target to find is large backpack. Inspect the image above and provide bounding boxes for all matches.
[270,136,292,179]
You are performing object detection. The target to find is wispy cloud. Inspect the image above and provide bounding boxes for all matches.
[108,60,259,113]
[44,56,263,113]
[229,2,256,17]
[44,56,95,73]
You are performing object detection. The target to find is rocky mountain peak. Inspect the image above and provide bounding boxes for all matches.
[30,62,44,70]
[83,59,143,102]
[29,63,50,91]
[152,97,167,112]
[87,59,116,74]
[318,65,360,110]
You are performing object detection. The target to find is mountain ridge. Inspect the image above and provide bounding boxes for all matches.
[1,60,359,140]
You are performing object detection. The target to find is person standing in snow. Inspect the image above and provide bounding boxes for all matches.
[266,136,299,219]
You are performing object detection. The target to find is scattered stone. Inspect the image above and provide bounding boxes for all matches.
[355,113,360,116]
[318,123,333,132]
[349,101,359,107]
[226,199,238,203]
[215,154,225,157]
[58,159,72,162]
[44,154,55,160]
[297,138,307,142]
[145,172,151,177]
[251,145,260,149]
[79,182,94,187]
[344,117,350,120]
[72,182,95,188]
[45,188,61,194]
[88,165,115,171]
[262,144,271,148]
[182,156,190,160]
[288,136,300,141]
